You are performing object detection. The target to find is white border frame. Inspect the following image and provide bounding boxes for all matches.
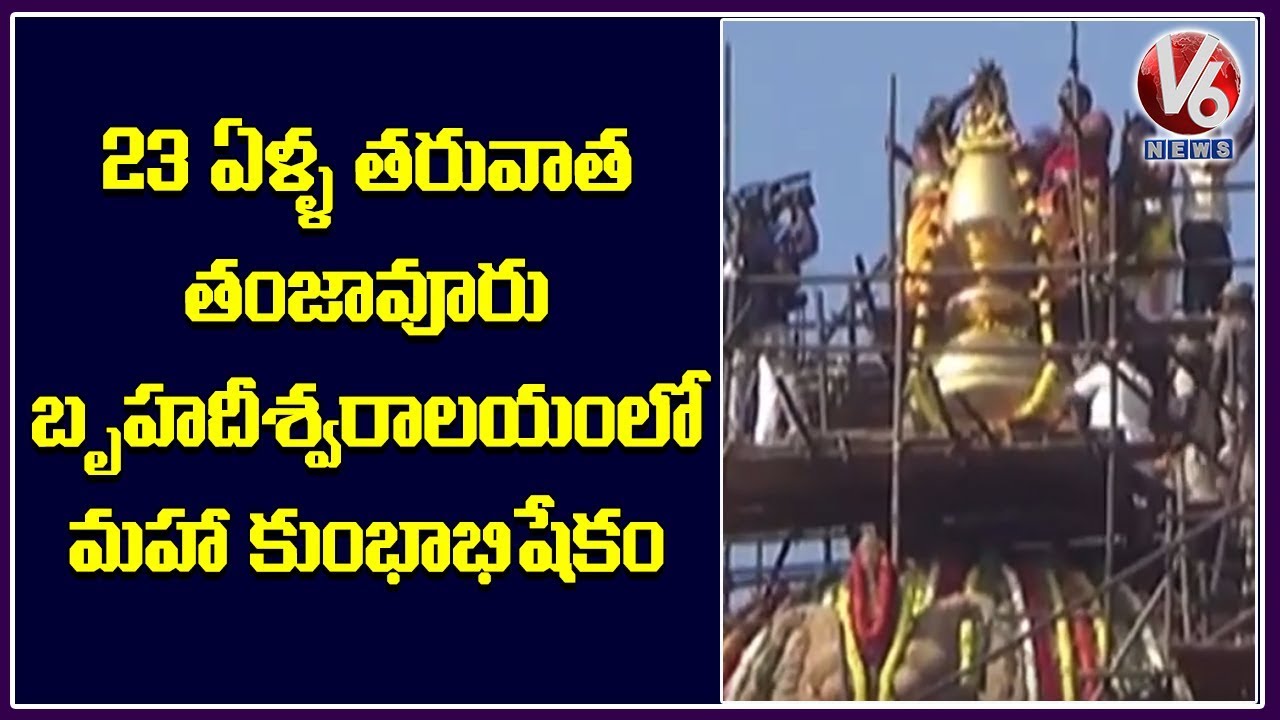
[719,13,1264,710]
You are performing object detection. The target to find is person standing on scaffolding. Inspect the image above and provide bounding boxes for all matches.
[1116,114,1178,322]
[725,180,820,444]
[1042,79,1113,197]
[1208,281,1255,596]
[890,84,974,178]
[894,84,972,309]
[1115,114,1179,436]
[1209,282,1254,498]
[1170,335,1220,503]
[1038,79,1113,349]
[1067,348,1154,445]
[1178,106,1256,316]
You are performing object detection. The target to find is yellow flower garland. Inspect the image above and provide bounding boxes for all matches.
[957,566,982,687]
[914,561,939,615]
[831,583,869,701]
[878,568,923,700]
[1094,613,1109,679]
[1044,569,1076,701]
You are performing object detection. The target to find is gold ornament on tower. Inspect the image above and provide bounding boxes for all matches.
[907,60,1067,432]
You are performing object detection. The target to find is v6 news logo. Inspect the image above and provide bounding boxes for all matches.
[1137,30,1243,136]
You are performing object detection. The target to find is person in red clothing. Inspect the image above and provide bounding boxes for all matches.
[1041,80,1112,200]
[1041,111,1112,195]
[1038,79,1114,349]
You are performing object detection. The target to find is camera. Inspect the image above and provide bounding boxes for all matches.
[726,171,816,229]
[727,169,814,213]
[763,171,816,212]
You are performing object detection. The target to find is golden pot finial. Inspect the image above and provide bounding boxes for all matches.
[910,59,1069,432]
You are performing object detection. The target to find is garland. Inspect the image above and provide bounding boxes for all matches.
[832,583,869,701]
[1093,613,1109,695]
[957,567,982,688]
[1045,569,1077,701]
[999,563,1039,701]
[722,598,764,686]
[724,627,768,699]
[914,561,940,615]
[1065,570,1105,700]
[878,568,924,700]
[1072,610,1100,699]
[848,545,897,664]
[1085,574,1109,698]
[1018,565,1061,700]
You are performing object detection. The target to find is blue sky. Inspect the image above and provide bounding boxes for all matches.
[722,19,1259,593]
[724,20,1258,279]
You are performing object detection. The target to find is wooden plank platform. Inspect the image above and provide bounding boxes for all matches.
[724,431,1165,539]
[1171,643,1255,701]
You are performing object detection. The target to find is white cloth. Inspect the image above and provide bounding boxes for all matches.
[1181,443,1219,503]
[1172,364,1195,400]
[723,255,741,279]
[1070,360,1153,443]
[1171,362,1225,502]
[754,352,783,444]
[1239,440,1255,505]
[1179,163,1231,230]
[1219,386,1251,466]
[752,325,793,444]
[726,348,756,440]
[727,323,793,443]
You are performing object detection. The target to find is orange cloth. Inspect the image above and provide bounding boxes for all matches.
[905,187,945,307]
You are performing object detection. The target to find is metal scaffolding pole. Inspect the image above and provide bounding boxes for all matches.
[737,254,1254,286]
[1104,181,1119,633]
[721,43,733,443]
[887,73,900,265]
[887,73,904,566]
[1066,21,1094,349]
[816,290,830,432]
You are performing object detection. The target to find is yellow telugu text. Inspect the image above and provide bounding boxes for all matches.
[32,371,712,477]
[210,119,335,231]
[102,121,334,231]
[102,123,632,231]
[69,496,663,587]
[354,127,631,194]
[184,258,546,337]
[70,508,229,573]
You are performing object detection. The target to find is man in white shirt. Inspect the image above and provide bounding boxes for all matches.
[1178,106,1255,315]
[1067,354,1154,444]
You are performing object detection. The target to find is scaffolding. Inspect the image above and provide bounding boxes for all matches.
[721,29,1257,701]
